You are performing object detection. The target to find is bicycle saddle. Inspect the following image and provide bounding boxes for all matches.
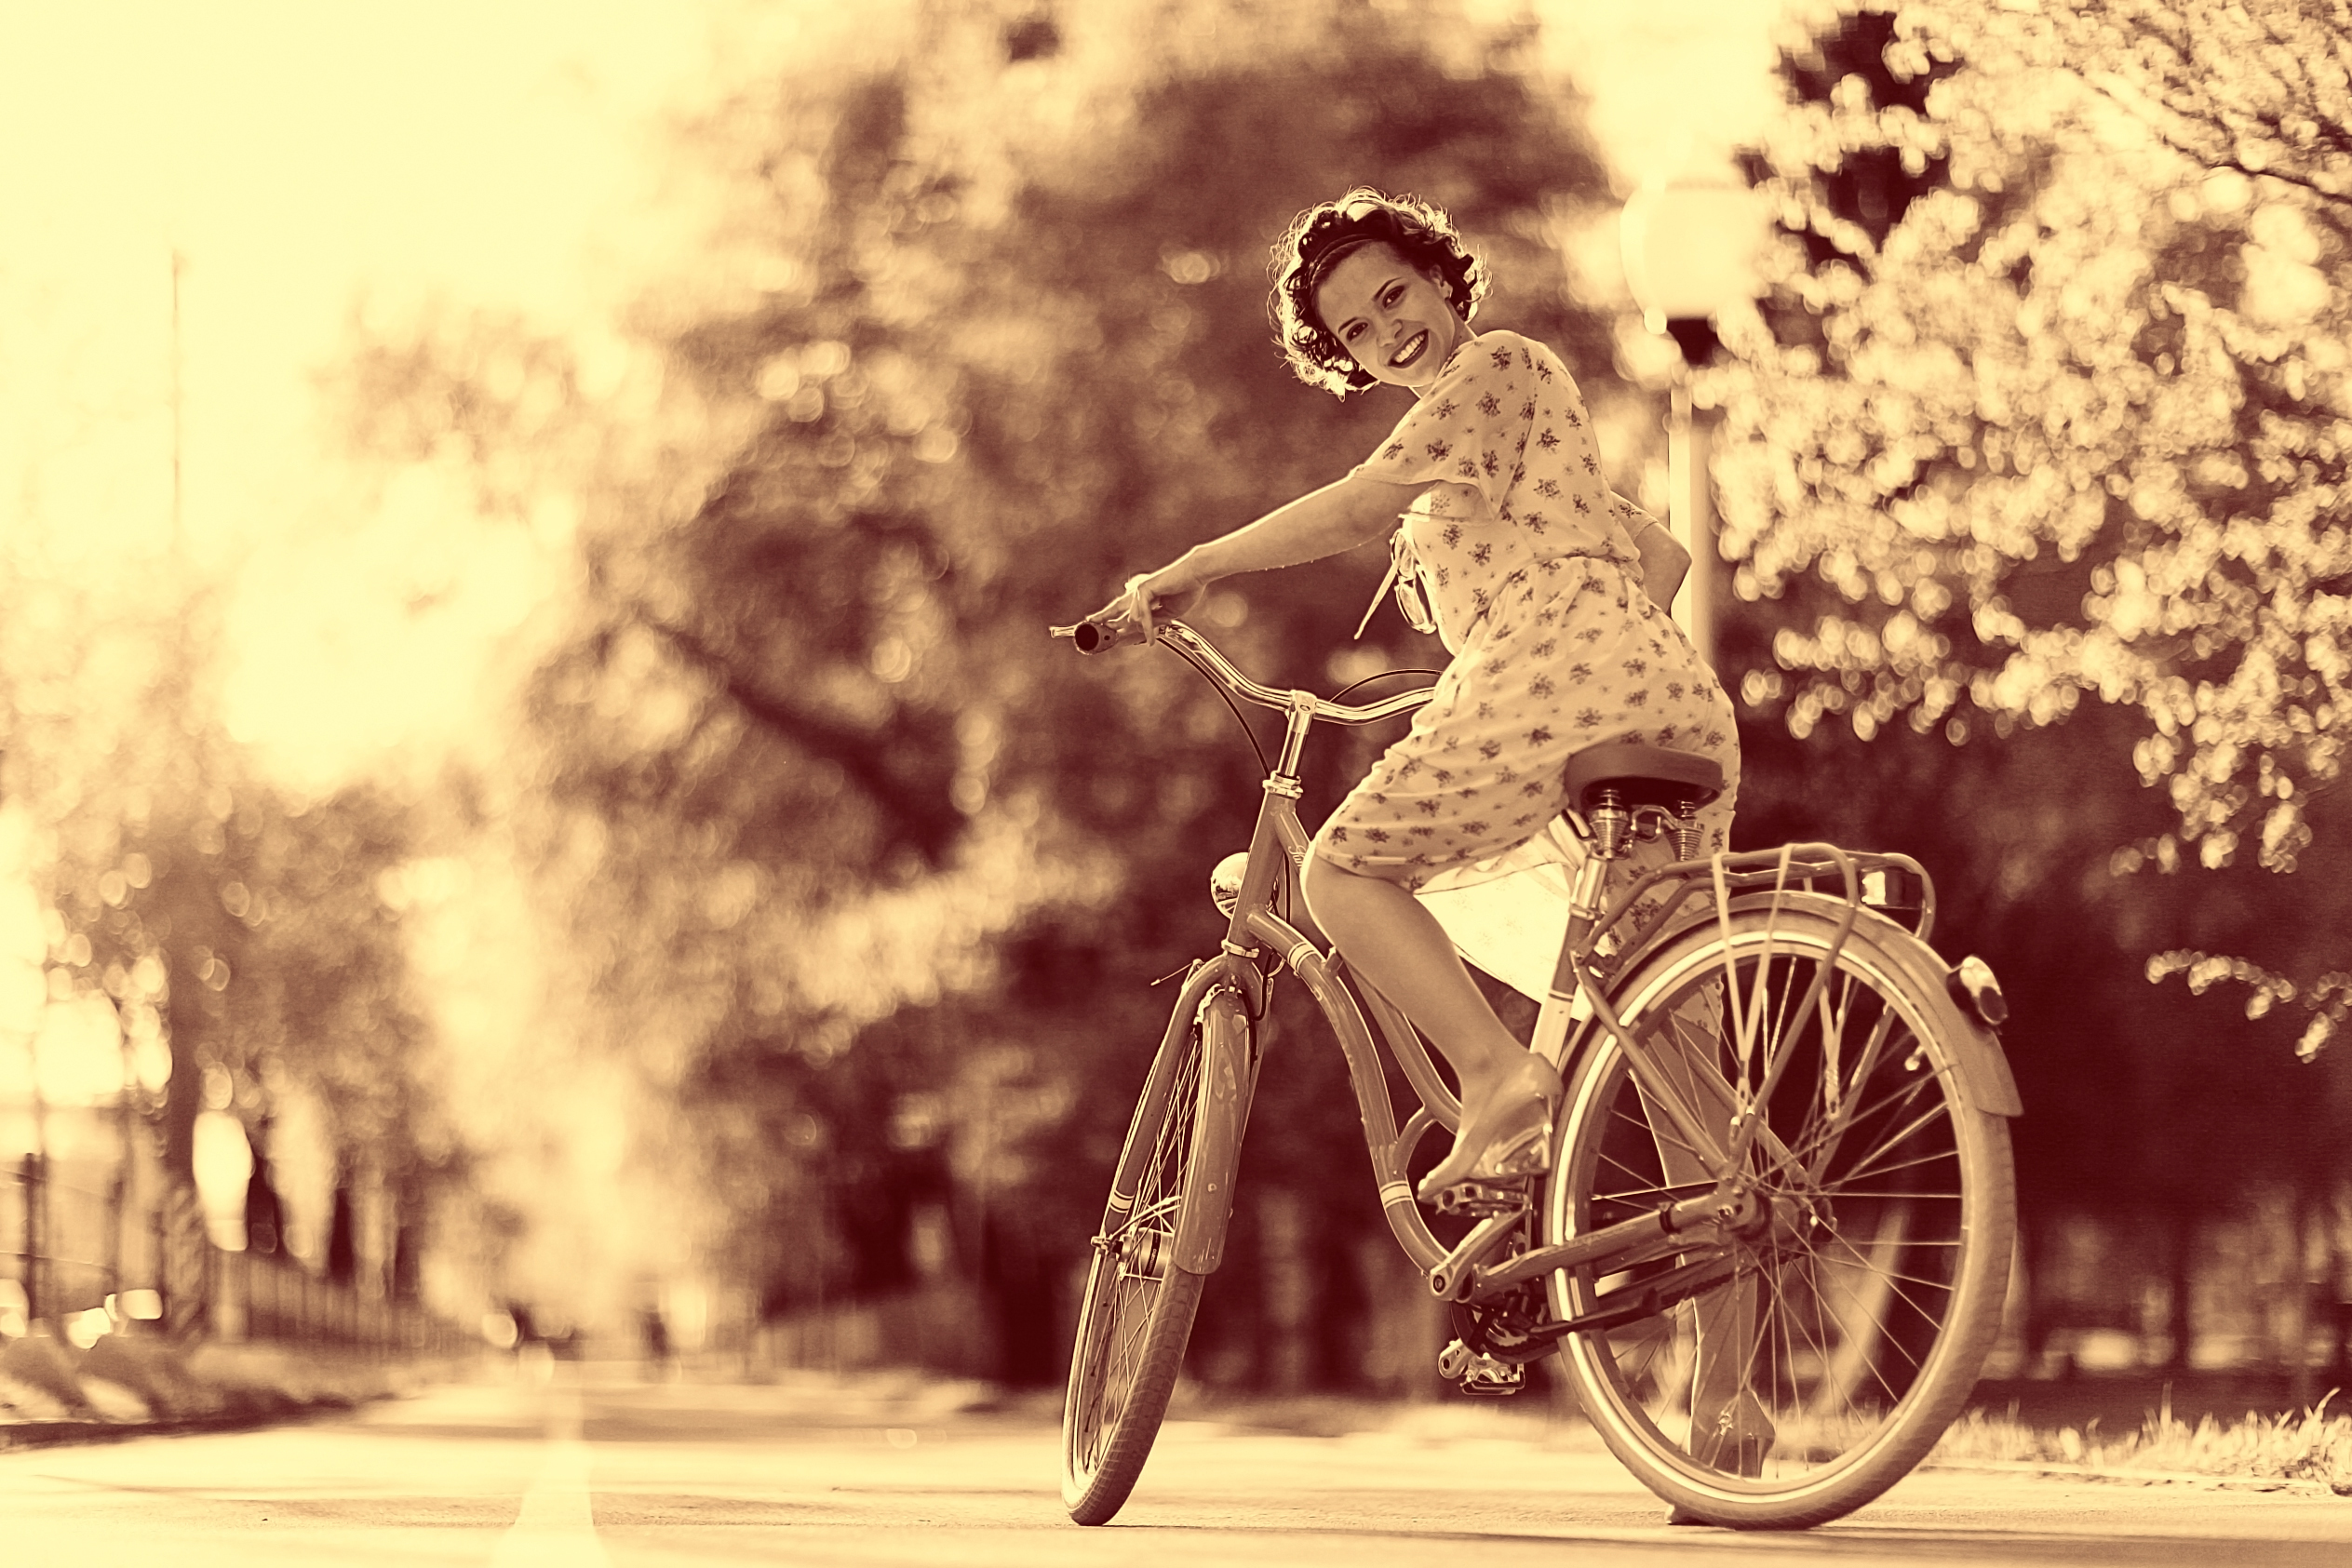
[1563,743,1724,815]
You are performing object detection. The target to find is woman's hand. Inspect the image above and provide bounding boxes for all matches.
[1629,513,1690,612]
[1100,558,1210,642]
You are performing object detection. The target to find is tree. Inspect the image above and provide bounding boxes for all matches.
[1716,2,2352,1051]
[336,0,1632,1382]
[0,514,456,1305]
[1712,0,2352,1365]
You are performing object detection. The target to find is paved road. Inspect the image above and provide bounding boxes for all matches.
[2,1363,2347,1565]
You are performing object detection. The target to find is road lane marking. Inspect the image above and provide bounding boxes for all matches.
[489,1378,610,1568]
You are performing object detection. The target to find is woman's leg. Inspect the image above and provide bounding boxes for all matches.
[1301,851,1556,1191]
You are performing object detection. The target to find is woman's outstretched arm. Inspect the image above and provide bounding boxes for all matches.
[1104,471,1408,637]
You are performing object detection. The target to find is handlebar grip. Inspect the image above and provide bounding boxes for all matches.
[1050,616,1144,654]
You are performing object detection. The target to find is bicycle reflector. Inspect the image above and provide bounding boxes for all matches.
[1949,954,2009,1027]
[1861,866,1923,914]
[1209,851,1250,917]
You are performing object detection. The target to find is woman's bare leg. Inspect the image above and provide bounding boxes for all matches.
[1301,852,1556,1189]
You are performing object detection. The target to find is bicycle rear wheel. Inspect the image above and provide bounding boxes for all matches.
[1061,983,1244,1524]
[1546,905,2014,1529]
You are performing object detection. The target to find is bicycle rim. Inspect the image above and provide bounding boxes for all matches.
[1060,991,1225,1523]
[1547,912,2014,1528]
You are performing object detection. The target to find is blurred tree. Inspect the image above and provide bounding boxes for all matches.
[0,530,455,1295]
[331,0,1630,1384]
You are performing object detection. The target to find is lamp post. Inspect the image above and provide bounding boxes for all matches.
[1620,177,1766,669]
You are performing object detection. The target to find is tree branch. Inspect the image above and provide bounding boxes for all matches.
[633,607,960,864]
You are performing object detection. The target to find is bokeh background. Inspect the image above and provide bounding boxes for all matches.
[6,0,2352,1409]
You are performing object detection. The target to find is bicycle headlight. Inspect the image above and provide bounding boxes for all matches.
[1208,851,1249,917]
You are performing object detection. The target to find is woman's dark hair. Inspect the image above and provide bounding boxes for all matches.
[1270,188,1486,396]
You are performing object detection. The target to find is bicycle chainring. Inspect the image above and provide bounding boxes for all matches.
[1451,1280,1565,1366]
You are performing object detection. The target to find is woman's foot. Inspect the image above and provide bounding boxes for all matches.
[1417,1054,1562,1199]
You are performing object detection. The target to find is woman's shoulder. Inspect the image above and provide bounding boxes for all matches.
[1441,328,1569,384]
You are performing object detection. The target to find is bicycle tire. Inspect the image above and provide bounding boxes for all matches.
[1060,984,1244,1524]
[1546,905,2015,1529]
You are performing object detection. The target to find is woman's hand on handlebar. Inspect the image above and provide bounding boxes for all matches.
[1098,559,1209,644]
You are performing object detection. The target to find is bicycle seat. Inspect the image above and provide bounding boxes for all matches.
[1563,743,1724,815]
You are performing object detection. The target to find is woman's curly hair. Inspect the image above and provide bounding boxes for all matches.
[1269,188,1486,396]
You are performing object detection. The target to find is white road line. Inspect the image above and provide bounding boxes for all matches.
[489,1377,611,1568]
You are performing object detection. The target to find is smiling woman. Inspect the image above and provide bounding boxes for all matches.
[1270,189,1485,395]
[1099,185,1740,1201]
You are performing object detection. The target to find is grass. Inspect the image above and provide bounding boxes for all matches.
[1932,1388,2352,1493]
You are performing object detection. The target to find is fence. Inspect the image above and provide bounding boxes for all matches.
[4,1154,468,1357]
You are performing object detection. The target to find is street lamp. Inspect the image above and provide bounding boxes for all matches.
[1620,177,1767,667]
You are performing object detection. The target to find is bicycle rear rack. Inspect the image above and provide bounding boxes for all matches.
[1589,841,1934,982]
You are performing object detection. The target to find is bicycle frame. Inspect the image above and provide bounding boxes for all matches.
[1067,619,2016,1312]
[1117,624,1461,1279]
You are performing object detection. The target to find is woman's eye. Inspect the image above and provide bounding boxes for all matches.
[1382,285,1404,307]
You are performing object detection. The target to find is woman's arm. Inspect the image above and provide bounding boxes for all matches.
[1107,470,1407,637]
[1610,487,1689,611]
[1631,515,1690,610]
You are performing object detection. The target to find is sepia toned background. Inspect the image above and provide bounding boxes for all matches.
[5,0,2350,1414]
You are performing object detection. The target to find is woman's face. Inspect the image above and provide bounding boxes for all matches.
[1312,240,1468,395]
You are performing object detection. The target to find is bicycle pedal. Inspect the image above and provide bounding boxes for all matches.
[1436,1338,1525,1396]
[1428,1181,1529,1217]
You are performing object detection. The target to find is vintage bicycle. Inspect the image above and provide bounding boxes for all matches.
[1048,612,2020,1531]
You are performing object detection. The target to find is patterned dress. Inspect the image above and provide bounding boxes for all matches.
[1312,330,1740,887]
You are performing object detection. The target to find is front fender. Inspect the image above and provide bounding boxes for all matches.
[1174,983,1256,1273]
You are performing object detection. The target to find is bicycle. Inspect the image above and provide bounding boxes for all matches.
[1047,613,2021,1531]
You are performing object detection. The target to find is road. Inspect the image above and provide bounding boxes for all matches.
[1,1362,2347,1565]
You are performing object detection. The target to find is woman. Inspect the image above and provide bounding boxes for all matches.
[1101,189,1740,1198]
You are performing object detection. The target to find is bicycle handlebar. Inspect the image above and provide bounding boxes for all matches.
[1050,614,1431,726]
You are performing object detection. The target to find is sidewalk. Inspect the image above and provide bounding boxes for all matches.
[0,1326,466,1452]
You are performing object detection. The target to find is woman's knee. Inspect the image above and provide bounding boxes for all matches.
[1299,849,1351,928]
[1302,848,1414,933]
[1306,847,1399,931]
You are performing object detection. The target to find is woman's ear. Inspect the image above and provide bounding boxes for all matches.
[1427,264,1467,317]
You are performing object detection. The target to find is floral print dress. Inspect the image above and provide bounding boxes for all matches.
[1312,330,1740,887]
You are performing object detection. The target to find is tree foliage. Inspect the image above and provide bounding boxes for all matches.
[1717,1,2352,1054]
[329,0,1629,1369]
[0,526,453,1291]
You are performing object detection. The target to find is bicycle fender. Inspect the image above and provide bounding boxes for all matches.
[1755,892,2023,1119]
[1931,986,2023,1119]
[1174,985,1255,1274]
[1621,892,2023,1119]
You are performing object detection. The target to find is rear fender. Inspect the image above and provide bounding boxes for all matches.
[1614,891,2022,1119]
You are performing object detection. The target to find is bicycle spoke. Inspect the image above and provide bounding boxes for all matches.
[1778,1073,1952,1188]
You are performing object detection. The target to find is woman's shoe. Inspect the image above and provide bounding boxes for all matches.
[1417,1056,1562,1200]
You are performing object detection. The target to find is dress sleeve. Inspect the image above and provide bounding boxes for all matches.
[1348,333,1538,516]
[1609,487,1657,534]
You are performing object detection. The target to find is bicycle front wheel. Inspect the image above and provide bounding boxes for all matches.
[1060,983,1245,1524]
[1547,905,2015,1529]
